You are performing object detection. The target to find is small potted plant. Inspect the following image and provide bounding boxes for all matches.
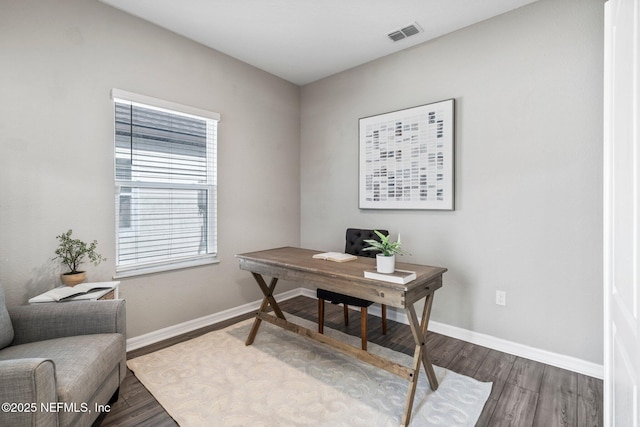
[363,230,405,274]
[53,229,106,286]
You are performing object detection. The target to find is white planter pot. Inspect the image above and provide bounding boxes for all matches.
[376,254,395,274]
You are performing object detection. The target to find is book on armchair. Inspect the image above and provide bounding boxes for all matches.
[29,281,119,303]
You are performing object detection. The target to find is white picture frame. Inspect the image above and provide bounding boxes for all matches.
[359,99,455,210]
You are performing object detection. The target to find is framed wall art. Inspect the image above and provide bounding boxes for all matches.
[359,99,455,210]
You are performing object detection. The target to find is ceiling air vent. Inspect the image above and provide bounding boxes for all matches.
[387,23,422,42]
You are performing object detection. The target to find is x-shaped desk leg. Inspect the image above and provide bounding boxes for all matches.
[246,273,286,345]
[401,292,438,427]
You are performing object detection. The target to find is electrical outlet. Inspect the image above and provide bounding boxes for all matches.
[496,290,506,306]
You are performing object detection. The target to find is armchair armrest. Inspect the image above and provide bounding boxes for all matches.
[9,300,126,345]
[0,359,57,427]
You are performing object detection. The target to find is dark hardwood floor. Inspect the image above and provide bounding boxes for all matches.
[100,296,603,426]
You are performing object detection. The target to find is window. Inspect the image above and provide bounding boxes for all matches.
[111,89,219,277]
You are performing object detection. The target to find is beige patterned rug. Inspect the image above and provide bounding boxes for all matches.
[127,314,492,426]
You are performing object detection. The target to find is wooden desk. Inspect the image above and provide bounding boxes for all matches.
[236,247,447,426]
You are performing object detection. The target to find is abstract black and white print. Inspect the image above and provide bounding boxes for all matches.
[359,99,454,210]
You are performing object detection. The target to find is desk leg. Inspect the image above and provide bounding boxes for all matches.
[410,292,438,389]
[401,293,438,427]
[246,273,284,346]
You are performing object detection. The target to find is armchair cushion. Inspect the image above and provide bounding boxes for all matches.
[9,299,126,345]
[0,334,125,404]
[0,285,14,350]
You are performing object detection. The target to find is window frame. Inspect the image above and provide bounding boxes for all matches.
[111,89,220,278]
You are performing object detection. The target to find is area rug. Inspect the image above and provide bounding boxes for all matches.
[127,314,492,426]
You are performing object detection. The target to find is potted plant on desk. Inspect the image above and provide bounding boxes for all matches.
[53,229,106,286]
[363,230,405,274]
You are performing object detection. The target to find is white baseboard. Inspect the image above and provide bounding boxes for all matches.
[127,287,604,379]
[425,320,604,380]
[126,287,306,352]
[359,291,603,379]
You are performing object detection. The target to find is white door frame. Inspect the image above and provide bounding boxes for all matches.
[603,0,640,425]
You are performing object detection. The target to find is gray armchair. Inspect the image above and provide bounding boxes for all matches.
[0,283,126,427]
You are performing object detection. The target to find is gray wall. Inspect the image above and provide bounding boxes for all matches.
[300,0,604,364]
[0,0,300,337]
[0,0,605,365]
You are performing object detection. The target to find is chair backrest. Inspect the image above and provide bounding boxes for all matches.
[0,283,14,350]
[345,228,389,258]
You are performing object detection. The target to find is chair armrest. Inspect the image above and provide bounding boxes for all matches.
[0,359,57,426]
[9,300,126,345]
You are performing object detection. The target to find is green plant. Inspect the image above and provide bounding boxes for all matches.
[363,230,405,257]
[53,229,105,274]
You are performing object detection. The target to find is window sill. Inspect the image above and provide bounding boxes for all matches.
[113,255,219,279]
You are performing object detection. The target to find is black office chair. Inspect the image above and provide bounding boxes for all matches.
[317,228,388,350]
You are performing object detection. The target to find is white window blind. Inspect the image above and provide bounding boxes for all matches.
[112,89,219,276]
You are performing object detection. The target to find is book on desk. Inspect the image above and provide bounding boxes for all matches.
[28,281,119,303]
[312,252,357,262]
[364,269,416,284]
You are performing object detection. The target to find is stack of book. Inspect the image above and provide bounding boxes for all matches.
[364,269,416,284]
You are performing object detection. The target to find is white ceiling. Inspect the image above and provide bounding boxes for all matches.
[99,0,539,86]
